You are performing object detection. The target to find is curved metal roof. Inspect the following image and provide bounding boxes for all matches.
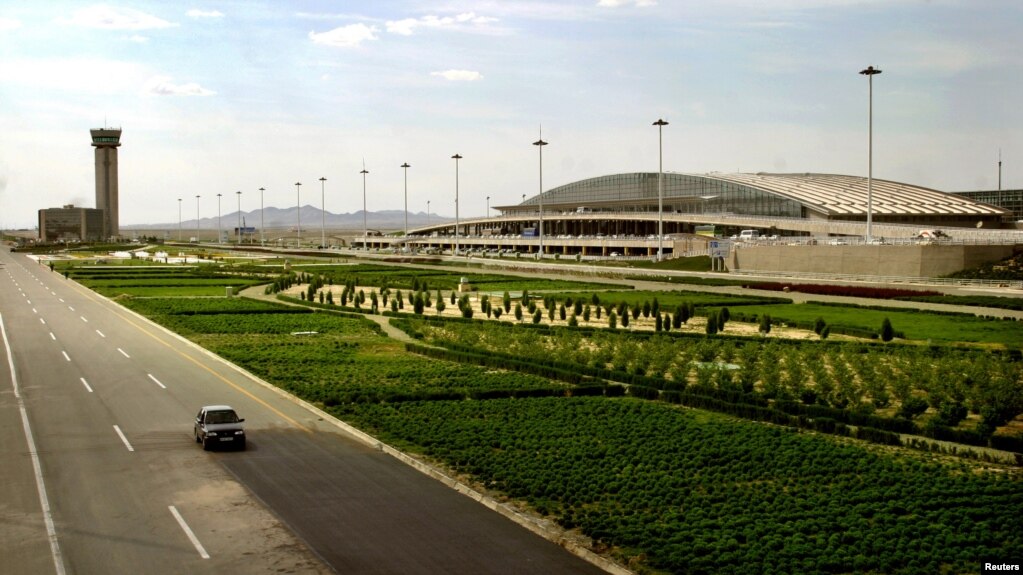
[706,172,1005,217]
[520,172,1006,218]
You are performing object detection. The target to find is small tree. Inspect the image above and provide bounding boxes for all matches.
[813,316,826,335]
[493,306,502,319]
[326,291,334,305]
[631,306,640,320]
[820,325,830,340]
[705,312,719,335]
[583,305,591,322]
[568,314,578,327]
[663,313,671,332]
[391,298,399,312]
[548,306,555,321]
[413,293,424,315]
[880,317,894,342]
[759,313,772,335]
[559,304,567,321]
[720,307,730,326]
[532,309,542,324]
[642,300,651,318]
[655,313,663,332]
[436,298,446,315]
[503,291,512,312]
[608,311,617,330]
[621,312,630,328]
[515,303,523,321]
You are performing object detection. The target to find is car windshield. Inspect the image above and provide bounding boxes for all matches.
[206,410,239,424]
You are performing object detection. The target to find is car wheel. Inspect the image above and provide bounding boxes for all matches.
[237,439,246,451]
[202,437,211,451]
[195,431,201,443]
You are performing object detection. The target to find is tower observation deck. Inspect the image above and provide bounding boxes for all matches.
[91,128,121,239]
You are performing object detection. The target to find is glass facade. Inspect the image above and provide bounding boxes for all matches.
[521,173,804,218]
[952,189,1023,219]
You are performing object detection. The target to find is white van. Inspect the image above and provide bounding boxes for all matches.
[738,230,759,241]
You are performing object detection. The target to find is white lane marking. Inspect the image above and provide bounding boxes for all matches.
[147,374,167,389]
[169,506,210,559]
[59,298,65,303]
[32,307,37,313]
[49,332,56,341]
[68,306,74,312]
[61,351,70,362]
[80,316,88,323]
[39,318,46,325]
[95,330,106,338]
[117,348,130,358]
[112,425,134,452]
[80,378,94,393]
[1,314,68,575]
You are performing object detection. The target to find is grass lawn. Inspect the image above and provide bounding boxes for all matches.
[729,302,1023,346]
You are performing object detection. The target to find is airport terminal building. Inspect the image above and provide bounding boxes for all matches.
[498,172,1009,229]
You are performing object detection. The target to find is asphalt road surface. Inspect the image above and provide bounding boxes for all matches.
[0,248,606,575]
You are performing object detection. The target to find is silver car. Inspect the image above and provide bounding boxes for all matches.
[194,405,246,451]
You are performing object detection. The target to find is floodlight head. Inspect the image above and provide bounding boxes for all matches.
[653,118,669,127]
[532,139,548,147]
[452,153,462,160]
[859,65,882,76]
[401,162,411,168]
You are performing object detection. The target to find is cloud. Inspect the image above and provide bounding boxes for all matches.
[129,34,149,43]
[0,17,22,31]
[186,9,225,19]
[597,0,657,6]
[309,23,379,47]
[431,69,483,81]
[0,57,145,93]
[142,76,216,96]
[386,12,498,36]
[66,5,177,30]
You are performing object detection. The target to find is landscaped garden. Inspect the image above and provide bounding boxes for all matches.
[66,260,1023,574]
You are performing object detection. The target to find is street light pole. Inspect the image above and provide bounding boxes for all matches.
[216,193,222,243]
[653,118,669,261]
[294,182,302,246]
[401,163,410,238]
[177,198,181,242]
[195,195,200,243]
[452,154,462,255]
[236,191,242,244]
[860,65,881,243]
[427,200,431,226]
[258,187,265,246]
[319,177,327,249]
[360,164,369,248]
[533,134,547,257]
[486,195,490,217]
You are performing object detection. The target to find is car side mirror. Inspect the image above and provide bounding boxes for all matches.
[238,418,245,423]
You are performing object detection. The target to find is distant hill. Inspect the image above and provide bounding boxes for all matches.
[125,206,451,232]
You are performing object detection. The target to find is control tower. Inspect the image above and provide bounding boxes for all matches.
[91,127,122,239]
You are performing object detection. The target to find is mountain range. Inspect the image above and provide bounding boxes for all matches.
[124,206,452,232]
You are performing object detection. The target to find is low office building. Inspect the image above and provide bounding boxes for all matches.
[38,205,105,242]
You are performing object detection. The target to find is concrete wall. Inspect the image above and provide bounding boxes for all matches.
[732,244,1017,277]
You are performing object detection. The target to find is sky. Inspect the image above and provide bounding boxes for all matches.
[0,0,1020,228]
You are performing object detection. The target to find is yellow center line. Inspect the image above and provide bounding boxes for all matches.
[64,278,310,433]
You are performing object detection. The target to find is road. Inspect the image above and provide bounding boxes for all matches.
[0,248,607,575]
